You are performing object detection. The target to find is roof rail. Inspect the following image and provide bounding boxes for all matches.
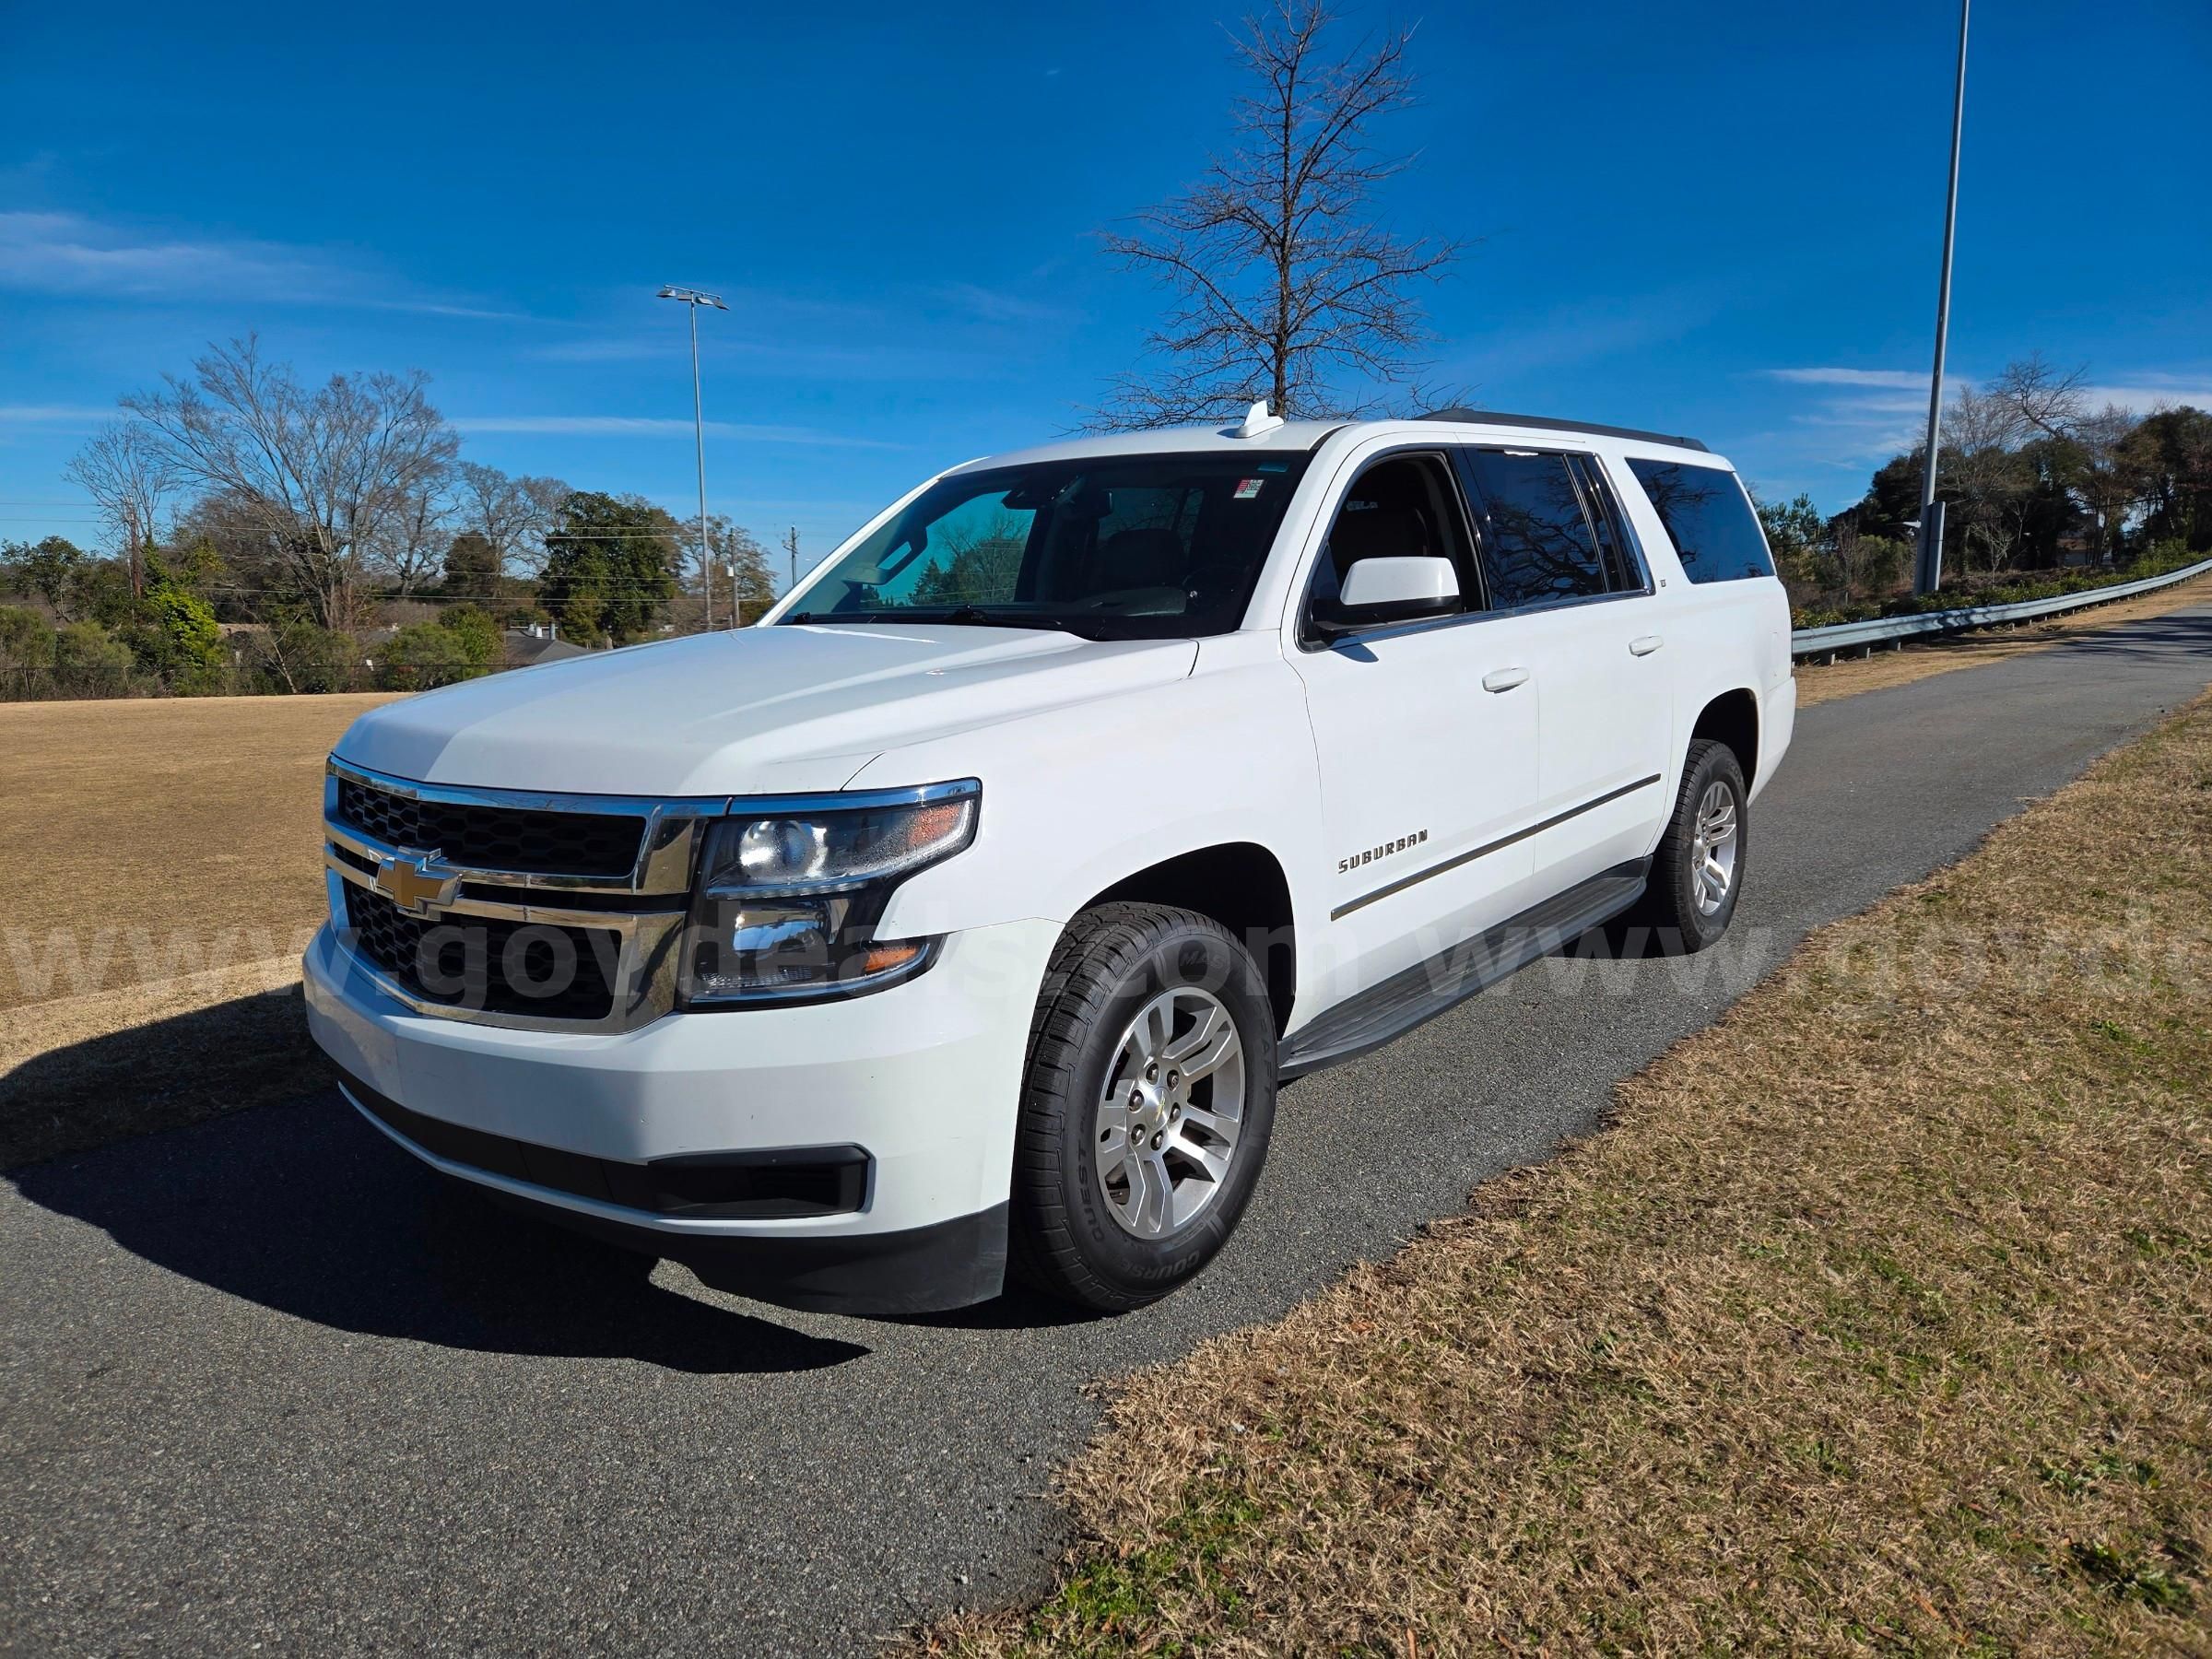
[1418,407,1710,453]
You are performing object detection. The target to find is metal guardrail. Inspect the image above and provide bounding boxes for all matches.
[1790,555,2212,660]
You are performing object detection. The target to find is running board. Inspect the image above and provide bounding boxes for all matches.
[1277,861,1648,1080]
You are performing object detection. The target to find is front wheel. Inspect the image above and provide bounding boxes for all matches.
[1009,903,1277,1312]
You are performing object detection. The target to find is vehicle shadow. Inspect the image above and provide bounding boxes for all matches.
[6,1000,869,1376]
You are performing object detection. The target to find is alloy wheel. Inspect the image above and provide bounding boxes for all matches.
[1093,986,1246,1239]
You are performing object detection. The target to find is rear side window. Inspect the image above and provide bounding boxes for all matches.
[1459,449,1610,607]
[1625,459,1775,583]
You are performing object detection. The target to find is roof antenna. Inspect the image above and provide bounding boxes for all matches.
[1234,399,1284,439]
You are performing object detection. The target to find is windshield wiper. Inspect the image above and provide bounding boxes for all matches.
[781,606,1093,635]
[940,606,1071,633]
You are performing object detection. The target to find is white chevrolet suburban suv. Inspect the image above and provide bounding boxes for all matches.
[306,406,1794,1315]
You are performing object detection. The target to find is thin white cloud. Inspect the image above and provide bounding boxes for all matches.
[1765,367,1930,389]
[933,281,1071,325]
[0,404,115,424]
[0,210,528,320]
[2079,382,2212,414]
[364,298,541,324]
[451,416,900,449]
[0,210,329,300]
[1769,365,2211,412]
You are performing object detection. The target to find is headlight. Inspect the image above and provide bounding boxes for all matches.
[680,782,979,1006]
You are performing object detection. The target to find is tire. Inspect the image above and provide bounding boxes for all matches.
[1634,738,1749,953]
[1009,902,1278,1312]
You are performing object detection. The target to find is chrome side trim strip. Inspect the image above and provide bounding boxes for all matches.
[1330,773,1665,920]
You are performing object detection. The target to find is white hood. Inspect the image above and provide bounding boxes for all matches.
[333,624,1199,796]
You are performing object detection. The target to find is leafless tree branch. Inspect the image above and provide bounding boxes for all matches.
[122,335,459,628]
[64,421,175,596]
[1095,0,1463,430]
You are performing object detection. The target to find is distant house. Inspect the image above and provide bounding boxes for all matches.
[503,625,591,667]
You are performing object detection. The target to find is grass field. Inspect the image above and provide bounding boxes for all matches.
[929,693,2212,1655]
[0,692,395,1166]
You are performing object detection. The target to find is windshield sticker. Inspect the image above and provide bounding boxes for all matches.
[1234,478,1265,500]
[1257,461,1289,473]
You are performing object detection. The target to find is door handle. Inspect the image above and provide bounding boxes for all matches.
[1630,634,1664,656]
[1481,666,1531,693]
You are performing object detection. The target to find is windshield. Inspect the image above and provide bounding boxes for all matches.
[779,451,1314,640]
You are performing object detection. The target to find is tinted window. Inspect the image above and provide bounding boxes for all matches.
[1460,449,1608,606]
[1309,453,1477,617]
[1626,459,1775,583]
[1571,456,1644,592]
[785,453,1312,640]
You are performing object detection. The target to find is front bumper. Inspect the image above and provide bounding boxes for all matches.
[303,915,1062,1313]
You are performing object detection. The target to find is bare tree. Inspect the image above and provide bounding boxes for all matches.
[1946,383,2019,453]
[123,335,459,629]
[1987,359,2141,558]
[2070,402,2139,558]
[1097,1,1460,429]
[64,420,175,596]
[1940,384,2033,571]
[455,461,568,588]
[370,479,456,600]
[1991,353,2088,442]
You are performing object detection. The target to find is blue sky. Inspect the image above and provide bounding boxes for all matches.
[4,0,2207,582]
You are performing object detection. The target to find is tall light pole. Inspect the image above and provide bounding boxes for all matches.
[1913,0,1970,596]
[657,286,728,626]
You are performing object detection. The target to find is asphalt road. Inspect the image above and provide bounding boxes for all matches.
[6,606,2212,1656]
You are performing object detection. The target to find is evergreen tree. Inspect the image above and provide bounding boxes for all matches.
[538,491,681,644]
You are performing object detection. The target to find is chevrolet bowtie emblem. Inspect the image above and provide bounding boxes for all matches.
[374,850,462,917]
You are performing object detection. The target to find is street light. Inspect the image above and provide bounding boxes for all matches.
[657,285,729,627]
[1913,0,1971,596]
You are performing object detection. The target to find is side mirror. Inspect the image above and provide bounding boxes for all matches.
[1313,555,1461,634]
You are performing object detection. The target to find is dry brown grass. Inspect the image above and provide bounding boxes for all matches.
[931,694,2212,1654]
[0,691,393,1012]
[0,693,395,1166]
[1794,568,2212,709]
[2,689,398,1013]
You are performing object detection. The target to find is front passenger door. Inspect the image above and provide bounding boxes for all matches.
[1290,450,1542,1003]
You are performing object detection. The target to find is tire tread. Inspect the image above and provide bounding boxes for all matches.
[1008,903,1261,1311]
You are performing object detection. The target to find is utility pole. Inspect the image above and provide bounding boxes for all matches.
[656,285,728,629]
[784,524,800,594]
[1913,0,1970,597]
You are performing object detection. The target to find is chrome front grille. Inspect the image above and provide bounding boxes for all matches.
[342,884,627,1021]
[334,775,647,879]
[322,760,720,1033]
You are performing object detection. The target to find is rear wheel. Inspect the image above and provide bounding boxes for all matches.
[1635,738,1748,952]
[1009,903,1277,1312]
